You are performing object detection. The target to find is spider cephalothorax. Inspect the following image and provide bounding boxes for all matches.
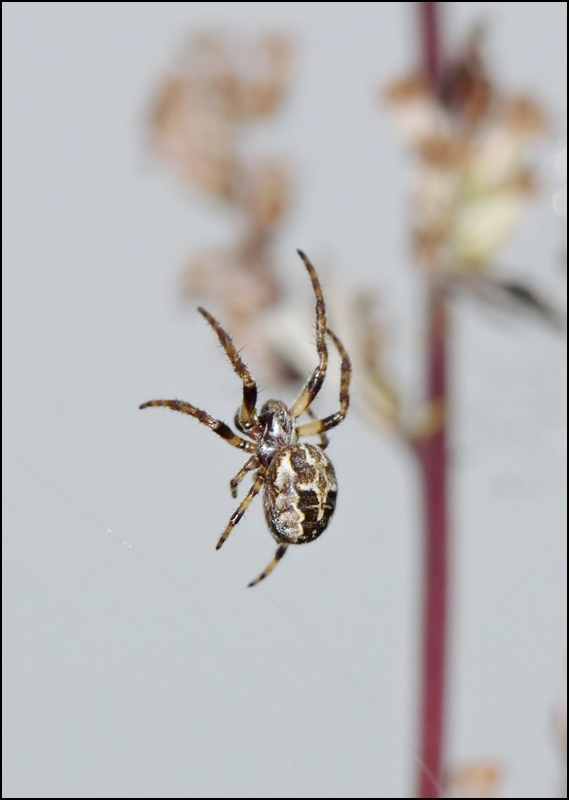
[140,250,351,586]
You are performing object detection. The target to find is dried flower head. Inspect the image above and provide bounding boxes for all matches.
[384,28,547,275]
[150,32,293,200]
[149,32,296,385]
[237,160,290,231]
[447,760,502,798]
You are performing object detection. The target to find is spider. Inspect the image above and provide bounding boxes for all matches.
[140,250,351,586]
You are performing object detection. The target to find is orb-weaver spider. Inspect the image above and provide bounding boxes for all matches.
[140,250,351,586]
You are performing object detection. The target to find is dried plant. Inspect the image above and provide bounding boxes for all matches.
[383,23,566,335]
[150,31,298,382]
[385,28,545,275]
[377,6,560,797]
[285,21,561,447]
[146,10,564,799]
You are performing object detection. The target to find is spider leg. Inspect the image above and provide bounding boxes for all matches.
[295,327,351,437]
[139,400,255,452]
[216,469,266,550]
[197,307,259,431]
[289,251,329,418]
[305,409,329,450]
[229,456,260,498]
[248,544,289,587]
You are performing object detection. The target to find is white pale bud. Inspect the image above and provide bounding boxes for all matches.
[451,188,529,266]
[466,125,528,192]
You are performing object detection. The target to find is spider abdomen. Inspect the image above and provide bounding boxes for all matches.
[263,443,337,545]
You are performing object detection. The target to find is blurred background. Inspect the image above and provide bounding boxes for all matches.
[2,2,566,797]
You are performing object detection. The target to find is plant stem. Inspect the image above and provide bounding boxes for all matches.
[419,1,442,87]
[416,289,449,798]
[415,4,449,798]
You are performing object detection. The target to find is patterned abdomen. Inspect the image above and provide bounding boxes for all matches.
[263,443,337,545]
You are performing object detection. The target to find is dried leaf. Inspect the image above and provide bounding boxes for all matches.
[500,280,566,329]
[449,273,566,329]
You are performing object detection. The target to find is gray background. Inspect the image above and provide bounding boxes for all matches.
[3,2,567,797]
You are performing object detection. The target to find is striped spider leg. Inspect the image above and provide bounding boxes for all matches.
[140,250,351,586]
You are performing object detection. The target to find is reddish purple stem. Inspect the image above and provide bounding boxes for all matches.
[416,293,449,798]
[415,4,449,798]
[419,0,442,85]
